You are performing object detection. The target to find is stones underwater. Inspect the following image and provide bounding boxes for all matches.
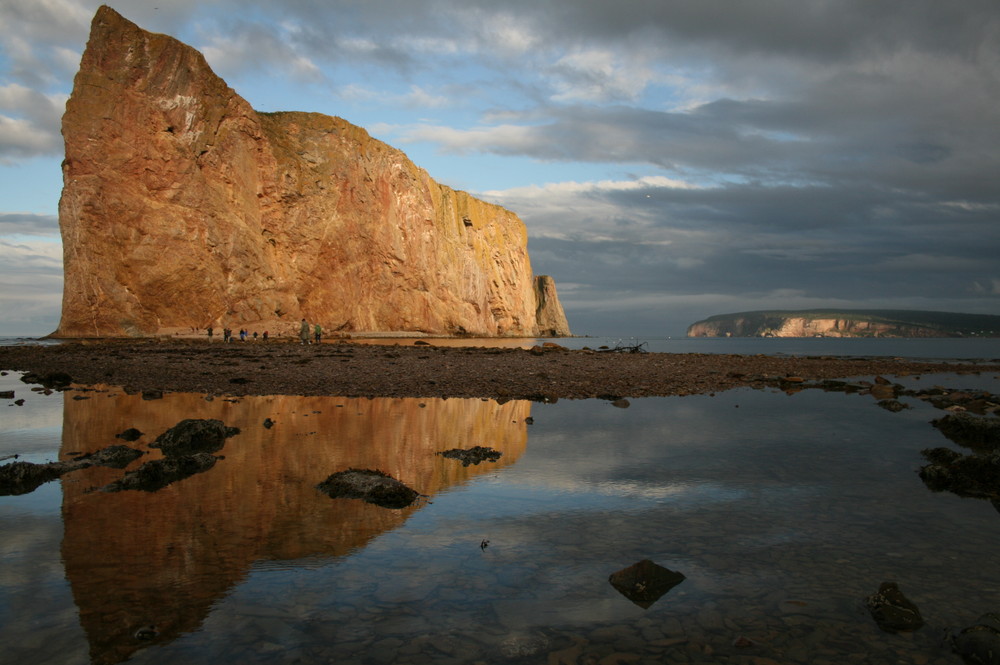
[609,559,686,609]
[865,582,924,633]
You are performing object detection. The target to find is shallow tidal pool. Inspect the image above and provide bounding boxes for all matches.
[1,370,998,665]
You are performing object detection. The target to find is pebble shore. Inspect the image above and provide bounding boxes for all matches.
[2,338,997,399]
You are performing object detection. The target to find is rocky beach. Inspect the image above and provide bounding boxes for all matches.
[2,338,998,401]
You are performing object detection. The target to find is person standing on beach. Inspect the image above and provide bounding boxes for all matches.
[207,327,213,340]
[314,323,322,344]
[300,319,310,344]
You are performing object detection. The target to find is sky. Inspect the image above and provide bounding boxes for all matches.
[1,0,998,337]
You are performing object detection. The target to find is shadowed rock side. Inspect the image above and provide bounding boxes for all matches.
[58,389,529,664]
[57,6,568,338]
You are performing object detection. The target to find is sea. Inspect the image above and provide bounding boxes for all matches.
[1,335,999,664]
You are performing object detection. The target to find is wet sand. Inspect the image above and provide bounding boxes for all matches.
[2,339,998,400]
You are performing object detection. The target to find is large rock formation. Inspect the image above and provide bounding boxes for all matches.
[56,6,569,339]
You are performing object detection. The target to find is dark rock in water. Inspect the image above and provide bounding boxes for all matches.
[74,445,145,469]
[919,447,1000,500]
[0,442,143,494]
[877,399,910,412]
[263,418,275,429]
[0,390,14,399]
[316,468,419,508]
[115,427,144,442]
[437,446,502,466]
[149,419,239,457]
[611,399,631,409]
[0,460,74,496]
[865,582,924,633]
[951,613,1000,665]
[141,390,163,400]
[609,559,685,609]
[933,413,1000,449]
[20,371,72,389]
[101,453,220,492]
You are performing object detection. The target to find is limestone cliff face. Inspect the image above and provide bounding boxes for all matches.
[56,6,569,338]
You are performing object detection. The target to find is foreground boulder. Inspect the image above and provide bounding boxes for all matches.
[316,469,419,509]
[865,582,924,633]
[55,6,569,338]
[149,419,239,457]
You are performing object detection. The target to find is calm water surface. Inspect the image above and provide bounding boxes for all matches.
[1,367,999,664]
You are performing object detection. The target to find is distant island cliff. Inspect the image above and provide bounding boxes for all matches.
[686,310,1000,338]
[55,6,569,338]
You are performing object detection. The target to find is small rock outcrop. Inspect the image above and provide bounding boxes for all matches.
[437,446,503,466]
[102,453,220,493]
[316,468,419,508]
[56,6,569,339]
[148,419,239,457]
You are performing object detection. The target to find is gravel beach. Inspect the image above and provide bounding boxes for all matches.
[2,339,998,400]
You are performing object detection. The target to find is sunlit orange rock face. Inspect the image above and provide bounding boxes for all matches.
[57,5,569,338]
[60,389,530,664]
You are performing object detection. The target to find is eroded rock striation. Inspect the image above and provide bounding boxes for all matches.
[56,6,569,339]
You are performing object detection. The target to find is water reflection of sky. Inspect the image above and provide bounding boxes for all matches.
[2,370,1000,664]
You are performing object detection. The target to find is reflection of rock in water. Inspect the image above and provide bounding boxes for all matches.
[59,391,529,664]
[608,559,685,609]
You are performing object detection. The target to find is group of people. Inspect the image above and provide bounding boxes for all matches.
[206,327,269,342]
[300,319,322,344]
[206,320,322,343]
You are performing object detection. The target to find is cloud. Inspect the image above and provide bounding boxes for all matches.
[0,212,59,236]
[0,84,67,160]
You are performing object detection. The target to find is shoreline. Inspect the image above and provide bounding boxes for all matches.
[2,339,998,400]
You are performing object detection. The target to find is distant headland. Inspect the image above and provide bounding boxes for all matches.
[54,6,569,339]
[686,309,1000,338]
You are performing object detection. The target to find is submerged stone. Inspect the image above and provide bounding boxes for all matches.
[316,468,419,509]
[609,559,686,609]
[951,613,1000,665]
[866,582,924,633]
